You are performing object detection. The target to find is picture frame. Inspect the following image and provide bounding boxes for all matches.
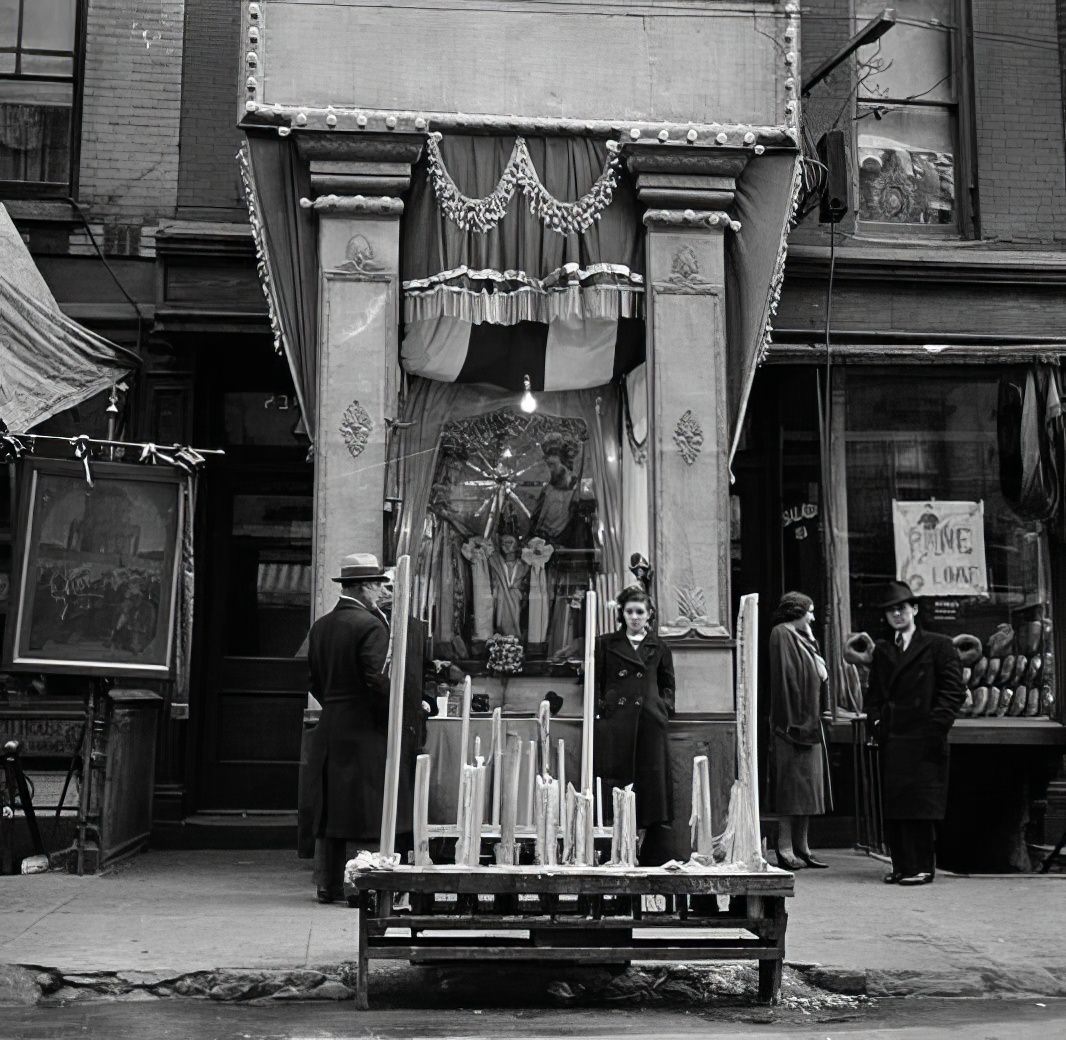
[3,458,184,678]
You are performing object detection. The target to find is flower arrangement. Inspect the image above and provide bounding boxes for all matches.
[486,633,524,675]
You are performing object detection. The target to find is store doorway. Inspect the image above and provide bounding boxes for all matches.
[196,354,312,812]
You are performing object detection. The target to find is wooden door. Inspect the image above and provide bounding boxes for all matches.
[197,469,312,810]
[194,359,313,812]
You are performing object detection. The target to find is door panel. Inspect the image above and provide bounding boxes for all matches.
[198,474,312,811]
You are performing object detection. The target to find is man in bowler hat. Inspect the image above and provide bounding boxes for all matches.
[866,580,965,886]
[306,553,411,902]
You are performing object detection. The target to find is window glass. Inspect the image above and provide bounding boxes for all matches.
[21,53,73,75]
[0,1,18,44]
[843,370,1054,715]
[856,0,952,103]
[22,0,76,51]
[227,496,312,657]
[857,106,955,224]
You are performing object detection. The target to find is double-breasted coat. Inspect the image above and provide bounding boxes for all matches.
[593,630,676,828]
[306,598,415,842]
[866,628,965,820]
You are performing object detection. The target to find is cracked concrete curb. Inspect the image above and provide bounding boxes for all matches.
[789,962,1066,999]
[0,964,357,1006]
[5,960,1066,1007]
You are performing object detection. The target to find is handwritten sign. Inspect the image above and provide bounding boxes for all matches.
[892,500,988,598]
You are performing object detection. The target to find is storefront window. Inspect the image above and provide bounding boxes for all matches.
[841,369,1054,711]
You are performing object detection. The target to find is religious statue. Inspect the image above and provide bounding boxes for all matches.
[521,537,554,651]
[528,432,593,550]
[489,531,529,639]
[461,536,495,646]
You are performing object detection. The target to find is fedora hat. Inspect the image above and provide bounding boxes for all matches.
[331,552,389,583]
[877,580,918,609]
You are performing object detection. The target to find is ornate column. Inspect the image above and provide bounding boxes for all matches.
[297,135,423,618]
[629,148,749,713]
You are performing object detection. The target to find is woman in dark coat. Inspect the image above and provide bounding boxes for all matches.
[594,586,676,864]
[768,591,829,870]
[866,580,965,886]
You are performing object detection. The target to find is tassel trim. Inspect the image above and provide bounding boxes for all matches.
[426,133,623,235]
[403,262,643,325]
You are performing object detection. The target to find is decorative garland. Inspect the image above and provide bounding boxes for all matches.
[425,134,622,236]
[237,144,285,361]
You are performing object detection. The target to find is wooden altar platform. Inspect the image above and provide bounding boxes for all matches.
[344,864,795,1008]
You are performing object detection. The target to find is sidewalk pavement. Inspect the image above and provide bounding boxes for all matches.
[1,848,1064,1003]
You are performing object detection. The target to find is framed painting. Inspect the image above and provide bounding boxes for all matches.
[3,459,184,678]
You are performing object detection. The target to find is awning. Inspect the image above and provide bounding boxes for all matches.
[0,203,137,431]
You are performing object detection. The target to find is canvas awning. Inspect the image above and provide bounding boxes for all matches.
[0,203,137,432]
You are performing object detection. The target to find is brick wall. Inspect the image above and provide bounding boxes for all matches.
[78,0,184,230]
[176,0,244,217]
[973,0,1066,243]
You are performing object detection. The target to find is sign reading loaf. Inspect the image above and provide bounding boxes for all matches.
[892,500,989,599]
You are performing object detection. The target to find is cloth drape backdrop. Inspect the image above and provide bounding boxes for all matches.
[402,134,645,391]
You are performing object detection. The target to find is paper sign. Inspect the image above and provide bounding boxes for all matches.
[892,500,988,598]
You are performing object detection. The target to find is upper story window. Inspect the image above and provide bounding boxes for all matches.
[855,0,971,235]
[0,0,81,196]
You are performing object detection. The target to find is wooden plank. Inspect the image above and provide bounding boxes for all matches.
[491,707,503,826]
[370,946,784,962]
[496,732,522,866]
[365,915,763,931]
[346,867,794,897]
[413,753,431,866]
[457,675,472,790]
[354,903,369,1009]
[581,589,596,792]
[379,554,411,856]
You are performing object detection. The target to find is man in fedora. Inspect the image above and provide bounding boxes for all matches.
[306,553,412,902]
[866,580,965,886]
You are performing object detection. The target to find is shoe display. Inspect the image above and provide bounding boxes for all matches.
[882,871,903,884]
[796,851,829,869]
[898,872,934,886]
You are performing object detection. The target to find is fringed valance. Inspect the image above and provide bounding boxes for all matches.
[403,262,643,326]
[425,134,623,235]
[404,135,643,337]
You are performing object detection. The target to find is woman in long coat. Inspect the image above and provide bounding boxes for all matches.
[866,580,965,886]
[594,585,676,864]
[768,591,829,870]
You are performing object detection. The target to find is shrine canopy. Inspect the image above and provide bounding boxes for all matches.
[401,135,645,392]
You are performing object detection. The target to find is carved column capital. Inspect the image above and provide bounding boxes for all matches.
[643,209,740,232]
[627,145,749,215]
[295,132,423,207]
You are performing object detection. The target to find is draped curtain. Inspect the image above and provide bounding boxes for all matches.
[726,153,802,463]
[402,134,645,391]
[240,133,319,439]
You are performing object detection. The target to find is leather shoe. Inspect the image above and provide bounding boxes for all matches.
[775,851,804,870]
[882,871,904,884]
[316,887,342,904]
[796,851,829,869]
[898,872,934,886]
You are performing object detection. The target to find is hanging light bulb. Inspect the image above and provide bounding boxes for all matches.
[520,374,537,414]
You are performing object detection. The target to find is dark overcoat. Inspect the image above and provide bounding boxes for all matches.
[306,599,414,841]
[866,628,965,820]
[593,630,676,828]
